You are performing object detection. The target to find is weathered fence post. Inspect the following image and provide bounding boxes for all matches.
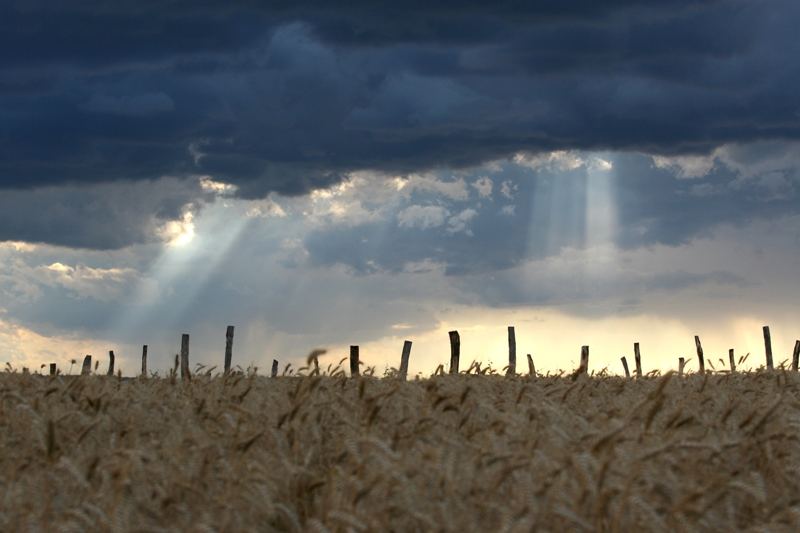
[694,336,705,373]
[620,356,630,378]
[173,354,179,375]
[527,353,535,377]
[141,345,148,377]
[180,334,191,381]
[793,340,800,372]
[634,342,642,378]
[579,345,589,375]
[107,351,115,376]
[350,345,360,377]
[763,326,773,370]
[49,363,56,376]
[81,355,92,376]
[678,357,686,376]
[729,348,736,372]
[399,340,412,380]
[224,325,235,374]
[448,330,460,375]
[271,359,279,377]
[507,326,516,376]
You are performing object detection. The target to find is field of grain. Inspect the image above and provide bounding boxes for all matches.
[2,368,800,531]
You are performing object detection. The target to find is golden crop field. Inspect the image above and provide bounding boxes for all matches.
[2,367,799,532]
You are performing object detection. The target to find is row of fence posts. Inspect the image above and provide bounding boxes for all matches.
[42,323,800,379]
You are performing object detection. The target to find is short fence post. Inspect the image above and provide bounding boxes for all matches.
[180,334,191,381]
[448,331,460,375]
[620,356,630,378]
[527,354,536,377]
[634,342,642,378]
[678,357,686,376]
[695,336,705,374]
[793,341,800,372]
[49,363,56,376]
[507,326,516,376]
[107,351,115,376]
[729,349,736,372]
[763,326,774,370]
[224,325,235,374]
[141,345,148,377]
[350,346,360,377]
[579,345,589,375]
[399,340,412,380]
[81,355,92,376]
[271,359,279,377]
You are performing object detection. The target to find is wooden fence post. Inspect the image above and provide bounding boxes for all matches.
[180,334,191,381]
[527,354,535,377]
[763,326,773,370]
[350,345,360,377]
[141,345,148,377]
[399,340,412,380]
[729,348,736,372]
[793,340,800,372]
[271,359,279,377]
[224,325,235,374]
[507,326,516,376]
[107,351,115,376]
[81,355,92,376]
[580,346,589,375]
[634,342,642,378]
[678,357,686,376]
[620,357,630,378]
[694,336,705,374]
[448,331,460,375]
[49,363,56,376]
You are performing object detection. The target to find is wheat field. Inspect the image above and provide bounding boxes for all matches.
[1,366,799,532]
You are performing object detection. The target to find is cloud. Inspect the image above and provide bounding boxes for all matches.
[397,205,449,229]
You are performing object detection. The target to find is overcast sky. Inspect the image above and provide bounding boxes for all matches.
[2,1,800,375]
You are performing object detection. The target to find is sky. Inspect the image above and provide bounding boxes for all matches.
[2,1,800,376]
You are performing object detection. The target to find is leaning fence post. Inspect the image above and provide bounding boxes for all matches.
[694,336,705,374]
[180,334,191,381]
[729,349,736,372]
[527,354,536,377]
[507,326,516,376]
[793,341,800,372]
[49,363,56,376]
[620,356,630,378]
[763,326,774,370]
[141,345,148,377]
[448,331,460,375]
[107,351,115,376]
[81,355,92,376]
[634,342,642,378]
[271,359,279,377]
[399,341,412,380]
[350,346,360,377]
[678,357,686,376]
[224,325,235,374]
[579,346,589,375]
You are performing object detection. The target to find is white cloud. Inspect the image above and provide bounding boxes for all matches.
[652,153,717,178]
[472,176,493,198]
[397,205,450,229]
[399,173,470,201]
[499,205,516,216]
[446,208,478,235]
[500,180,518,199]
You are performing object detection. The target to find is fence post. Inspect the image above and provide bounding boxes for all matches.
[694,336,705,374]
[224,325,235,374]
[763,326,773,370]
[620,357,630,378]
[350,346,360,377]
[448,331,460,375]
[729,349,736,373]
[527,354,535,377]
[399,340,412,380]
[678,357,686,376]
[634,342,642,378]
[271,359,279,377]
[793,340,800,372]
[180,334,191,381]
[507,326,516,376]
[107,351,115,376]
[579,346,589,375]
[81,355,92,376]
[49,363,56,376]
[141,345,148,377]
